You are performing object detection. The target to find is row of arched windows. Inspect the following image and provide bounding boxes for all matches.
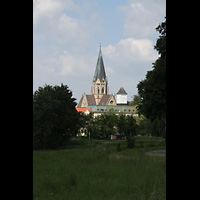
[97,87,104,94]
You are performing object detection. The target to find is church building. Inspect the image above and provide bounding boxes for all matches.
[77,46,137,117]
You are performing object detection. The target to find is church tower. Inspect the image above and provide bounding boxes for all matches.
[91,46,109,105]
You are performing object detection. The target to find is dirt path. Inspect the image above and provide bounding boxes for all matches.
[146,150,166,156]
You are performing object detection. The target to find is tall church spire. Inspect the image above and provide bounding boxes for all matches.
[91,46,108,100]
[93,46,107,82]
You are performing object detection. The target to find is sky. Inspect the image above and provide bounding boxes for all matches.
[33,0,166,104]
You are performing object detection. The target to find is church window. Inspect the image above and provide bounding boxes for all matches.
[98,87,99,94]
[102,87,104,94]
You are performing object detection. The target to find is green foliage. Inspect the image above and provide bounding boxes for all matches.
[87,112,137,139]
[127,137,135,149]
[137,114,151,136]
[116,141,121,152]
[136,114,165,137]
[130,94,141,106]
[78,112,93,135]
[117,113,137,136]
[33,84,79,150]
[149,118,166,138]
[137,18,166,138]
[117,113,127,135]
[88,112,118,139]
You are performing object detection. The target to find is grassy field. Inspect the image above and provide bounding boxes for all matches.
[33,137,166,200]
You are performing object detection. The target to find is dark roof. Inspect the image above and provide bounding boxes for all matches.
[114,133,121,136]
[93,47,107,82]
[116,87,127,95]
[77,95,96,108]
[77,96,84,107]
[98,95,111,105]
[86,95,96,106]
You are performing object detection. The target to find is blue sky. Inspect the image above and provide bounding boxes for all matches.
[33,0,166,103]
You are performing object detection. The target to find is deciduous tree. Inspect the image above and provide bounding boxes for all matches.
[137,18,166,137]
[33,84,79,150]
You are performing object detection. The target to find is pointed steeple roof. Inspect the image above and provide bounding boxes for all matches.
[93,46,107,82]
[117,87,127,95]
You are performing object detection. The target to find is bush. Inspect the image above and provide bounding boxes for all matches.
[116,142,121,152]
[127,137,135,149]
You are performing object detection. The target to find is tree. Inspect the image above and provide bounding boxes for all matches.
[126,115,137,136]
[137,18,166,137]
[88,110,117,139]
[117,113,128,135]
[88,115,102,139]
[78,112,93,135]
[117,114,137,136]
[130,94,141,106]
[137,114,151,136]
[33,84,79,150]
[99,112,117,138]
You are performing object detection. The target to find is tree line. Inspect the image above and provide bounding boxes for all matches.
[79,110,137,139]
[33,84,138,150]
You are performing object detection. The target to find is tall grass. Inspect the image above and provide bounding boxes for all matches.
[33,138,166,200]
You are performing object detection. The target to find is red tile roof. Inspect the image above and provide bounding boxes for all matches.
[76,108,91,113]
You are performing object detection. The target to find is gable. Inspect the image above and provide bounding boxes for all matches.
[98,95,117,106]
[81,95,88,107]
[107,95,117,106]
[77,96,83,108]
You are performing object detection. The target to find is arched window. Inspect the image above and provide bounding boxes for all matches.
[102,87,104,94]
[98,87,99,94]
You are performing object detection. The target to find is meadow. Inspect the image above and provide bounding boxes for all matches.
[33,137,166,200]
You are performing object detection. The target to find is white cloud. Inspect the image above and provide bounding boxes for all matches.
[58,51,94,76]
[56,15,91,48]
[118,0,166,39]
[101,37,159,100]
[33,0,63,26]
[33,0,103,49]
[103,38,158,65]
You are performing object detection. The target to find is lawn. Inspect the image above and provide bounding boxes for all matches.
[33,137,166,200]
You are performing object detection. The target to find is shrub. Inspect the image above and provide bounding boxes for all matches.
[116,142,121,152]
[127,137,135,149]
